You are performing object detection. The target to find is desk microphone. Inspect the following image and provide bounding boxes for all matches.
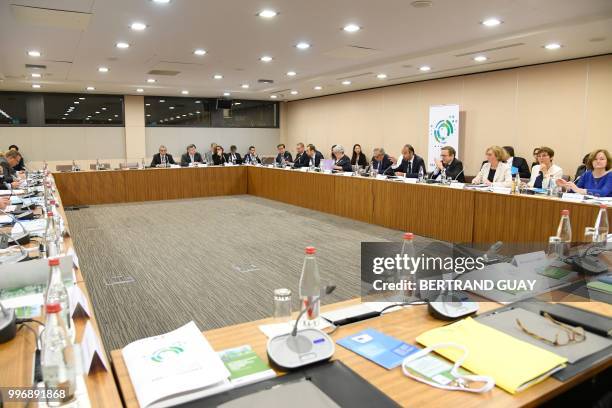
[453,169,464,181]
[0,208,31,245]
[0,301,16,343]
[267,285,336,370]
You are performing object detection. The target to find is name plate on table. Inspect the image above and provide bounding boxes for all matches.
[69,285,91,318]
[267,164,274,168]
[224,163,235,167]
[375,174,387,180]
[80,321,110,373]
[0,255,73,289]
[402,178,418,184]
[323,169,333,174]
[561,193,584,202]
[492,187,511,195]
[449,182,465,189]
[299,167,308,172]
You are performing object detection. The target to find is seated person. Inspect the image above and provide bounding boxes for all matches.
[8,145,25,171]
[332,145,352,172]
[1,150,23,188]
[294,143,309,168]
[150,145,175,167]
[393,144,426,178]
[472,146,512,187]
[574,153,589,180]
[371,148,393,175]
[306,144,324,168]
[503,146,530,179]
[528,146,563,188]
[330,145,337,161]
[243,146,261,164]
[227,145,242,164]
[531,147,540,169]
[557,149,612,197]
[351,144,368,168]
[180,144,203,166]
[276,143,293,164]
[212,145,228,165]
[0,196,9,209]
[205,142,217,164]
[431,146,465,182]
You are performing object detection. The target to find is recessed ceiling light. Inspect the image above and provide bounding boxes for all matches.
[182,114,186,117]
[296,42,311,50]
[98,66,109,73]
[376,73,387,79]
[270,95,278,99]
[544,43,562,50]
[196,110,200,113]
[314,86,322,90]
[419,65,431,71]
[257,9,277,18]
[290,90,298,95]
[31,84,41,88]
[74,102,79,105]
[159,99,165,102]
[130,22,147,31]
[169,106,175,109]
[481,18,502,27]
[62,117,66,120]
[136,88,144,93]
[147,78,156,83]
[31,73,41,78]
[152,0,171,4]
[95,111,100,114]
[473,55,488,62]
[101,107,107,110]
[411,0,433,8]
[343,24,361,33]
[27,50,41,57]
[64,113,68,116]
[146,114,151,117]
[194,49,207,56]
[116,42,130,49]
[260,55,273,62]
[241,84,249,89]
[234,102,241,105]
[286,71,297,77]
[86,86,95,91]
[114,114,119,117]
[108,118,112,121]
[223,92,231,96]
[146,103,150,106]
[341,80,351,85]
[181,90,189,95]
[79,97,85,100]
[213,74,223,79]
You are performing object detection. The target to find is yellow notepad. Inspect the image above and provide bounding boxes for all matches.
[416,317,567,394]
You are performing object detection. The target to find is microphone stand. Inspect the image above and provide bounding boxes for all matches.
[0,207,31,245]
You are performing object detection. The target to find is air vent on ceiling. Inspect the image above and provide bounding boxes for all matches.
[147,70,180,76]
[455,43,525,57]
[390,58,519,81]
[25,64,47,70]
[337,72,374,80]
[324,45,380,59]
[258,79,274,84]
[11,4,91,30]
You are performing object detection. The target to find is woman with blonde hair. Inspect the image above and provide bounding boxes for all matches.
[557,149,612,197]
[472,145,512,187]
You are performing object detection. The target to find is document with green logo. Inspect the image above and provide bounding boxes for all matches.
[218,345,276,387]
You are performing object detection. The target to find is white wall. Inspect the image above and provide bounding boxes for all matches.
[0,127,126,170]
[145,127,280,159]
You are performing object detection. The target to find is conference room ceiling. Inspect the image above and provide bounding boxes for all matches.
[0,0,611,101]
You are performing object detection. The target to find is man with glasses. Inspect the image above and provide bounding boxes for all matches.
[150,145,176,167]
[431,146,465,182]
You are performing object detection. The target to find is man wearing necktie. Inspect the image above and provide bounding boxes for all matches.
[393,144,426,178]
[150,145,176,167]
[180,144,203,166]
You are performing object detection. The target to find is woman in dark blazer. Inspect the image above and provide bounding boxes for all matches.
[351,144,368,167]
[212,145,228,165]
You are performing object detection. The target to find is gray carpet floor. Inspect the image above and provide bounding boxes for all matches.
[66,195,433,351]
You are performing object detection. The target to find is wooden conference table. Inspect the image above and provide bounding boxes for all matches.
[0,187,122,407]
[53,165,610,243]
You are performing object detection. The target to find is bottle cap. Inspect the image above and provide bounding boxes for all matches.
[50,200,56,205]
[45,303,61,313]
[403,232,414,240]
[48,258,60,266]
[47,211,53,217]
[305,246,316,255]
[600,204,607,209]
[561,209,570,216]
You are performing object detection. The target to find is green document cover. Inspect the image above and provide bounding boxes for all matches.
[218,345,275,386]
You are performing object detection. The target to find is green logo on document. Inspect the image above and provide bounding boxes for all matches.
[433,119,455,143]
[150,345,185,363]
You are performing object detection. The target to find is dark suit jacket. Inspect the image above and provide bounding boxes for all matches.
[335,155,353,172]
[275,151,293,164]
[14,157,25,172]
[372,154,393,175]
[212,153,229,165]
[180,152,203,166]
[393,154,426,178]
[243,153,261,164]
[294,152,309,168]
[227,152,242,164]
[432,158,464,182]
[351,153,368,167]
[0,160,15,183]
[150,153,176,167]
[509,157,530,179]
[307,151,324,168]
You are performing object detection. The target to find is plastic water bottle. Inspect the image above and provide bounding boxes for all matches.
[45,211,59,256]
[399,232,417,299]
[441,168,447,183]
[41,303,76,405]
[299,246,321,327]
[556,209,572,257]
[45,257,72,332]
[593,204,609,243]
[513,173,521,194]
[418,167,424,183]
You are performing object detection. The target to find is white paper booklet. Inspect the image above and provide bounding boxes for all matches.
[122,321,231,408]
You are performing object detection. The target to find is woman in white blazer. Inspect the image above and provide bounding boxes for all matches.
[472,146,513,187]
[528,146,563,188]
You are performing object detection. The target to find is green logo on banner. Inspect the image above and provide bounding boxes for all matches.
[433,119,454,143]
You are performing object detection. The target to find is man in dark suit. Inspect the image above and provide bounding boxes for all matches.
[1,150,22,188]
[150,145,176,167]
[306,144,324,168]
[180,144,203,166]
[275,143,293,165]
[393,144,426,178]
[332,145,353,172]
[293,143,309,168]
[243,146,261,164]
[431,146,464,182]
[227,145,242,164]
[8,145,25,171]
[371,148,393,175]
[503,146,530,179]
